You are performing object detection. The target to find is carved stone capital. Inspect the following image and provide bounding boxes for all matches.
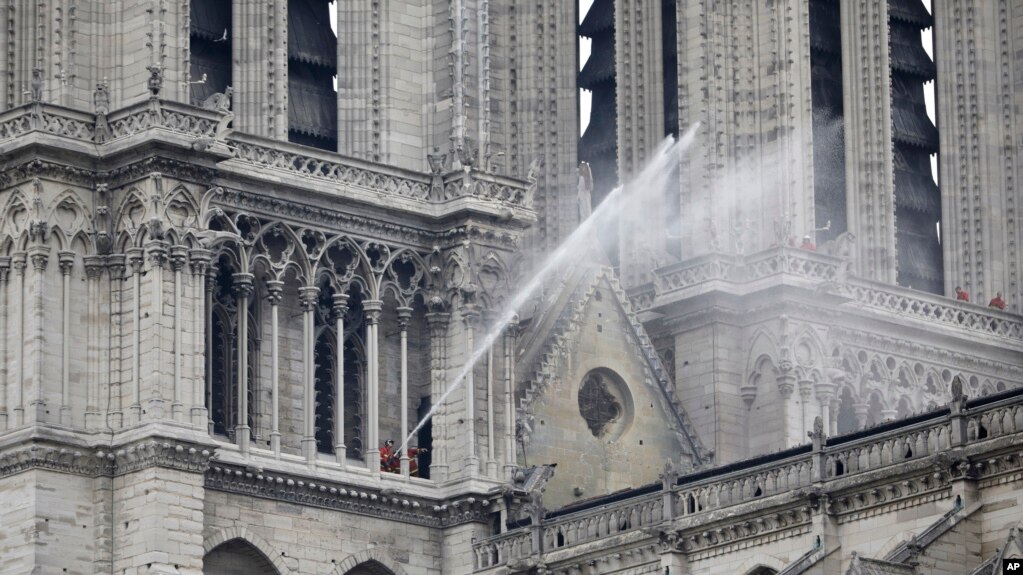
[396,306,413,329]
[83,255,105,279]
[425,312,450,336]
[108,439,214,476]
[232,272,255,298]
[333,292,351,316]
[106,254,127,279]
[298,286,320,310]
[145,241,169,268]
[266,279,285,305]
[777,375,796,399]
[126,247,145,272]
[57,250,76,275]
[188,248,213,271]
[11,253,27,273]
[814,381,837,403]
[28,245,50,271]
[169,245,189,271]
[0,256,10,282]
[363,299,383,324]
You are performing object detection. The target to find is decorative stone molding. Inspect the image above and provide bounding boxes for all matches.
[204,462,495,528]
[0,442,104,478]
[105,440,215,476]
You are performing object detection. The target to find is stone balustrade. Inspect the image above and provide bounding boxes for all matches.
[637,247,1023,342]
[0,101,532,210]
[845,279,1023,340]
[0,102,96,141]
[472,388,1023,571]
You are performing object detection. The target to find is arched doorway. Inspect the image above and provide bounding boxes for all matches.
[204,539,280,575]
[344,560,395,575]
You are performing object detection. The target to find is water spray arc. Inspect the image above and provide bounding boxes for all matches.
[399,125,701,457]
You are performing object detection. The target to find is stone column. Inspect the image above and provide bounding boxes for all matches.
[776,365,796,448]
[0,257,9,430]
[397,306,411,476]
[107,255,126,428]
[27,245,50,424]
[798,379,814,440]
[266,280,284,457]
[189,249,212,427]
[11,254,25,426]
[484,312,497,477]
[299,286,320,463]
[814,381,836,440]
[853,402,869,430]
[233,273,254,455]
[83,256,104,428]
[170,246,188,421]
[144,241,169,419]
[461,306,480,475]
[333,293,350,465]
[204,263,217,433]
[426,311,450,481]
[126,247,145,424]
[363,299,383,474]
[58,251,74,425]
[503,318,518,477]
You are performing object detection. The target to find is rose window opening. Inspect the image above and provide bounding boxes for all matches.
[577,369,633,440]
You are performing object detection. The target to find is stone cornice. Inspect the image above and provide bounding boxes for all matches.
[204,461,497,528]
[104,439,214,476]
[0,441,104,477]
[0,436,215,478]
[0,155,218,191]
[215,187,521,250]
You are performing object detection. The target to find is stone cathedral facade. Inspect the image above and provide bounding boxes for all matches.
[0,1,1022,575]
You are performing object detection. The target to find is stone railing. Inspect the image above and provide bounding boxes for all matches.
[541,492,664,550]
[844,279,1023,340]
[653,252,736,295]
[822,421,952,479]
[0,103,96,142]
[105,99,227,141]
[743,248,840,283]
[649,248,839,300]
[227,133,433,201]
[472,389,1023,571]
[0,98,225,145]
[442,169,532,207]
[473,529,536,571]
[227,134,532,209]
[640,247,1023,341]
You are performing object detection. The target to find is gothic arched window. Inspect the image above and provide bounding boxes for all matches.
[207,258,258,441]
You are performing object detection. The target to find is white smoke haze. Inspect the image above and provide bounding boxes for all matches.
[401,126,701,452]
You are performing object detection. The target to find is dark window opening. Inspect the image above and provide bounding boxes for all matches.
[288,0,338,151]
[579,0,619,265]
[809,0,847,246]
[189,0,232,105]
[417,397,433,479]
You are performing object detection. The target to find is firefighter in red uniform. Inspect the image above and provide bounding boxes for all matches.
[989,292,1007,310]
[955,286,970,302]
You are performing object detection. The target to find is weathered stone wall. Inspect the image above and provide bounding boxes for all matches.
[203,489,447,574]
[526,277,687,508]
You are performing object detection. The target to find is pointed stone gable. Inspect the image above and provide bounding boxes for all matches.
[514,264,707,508]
